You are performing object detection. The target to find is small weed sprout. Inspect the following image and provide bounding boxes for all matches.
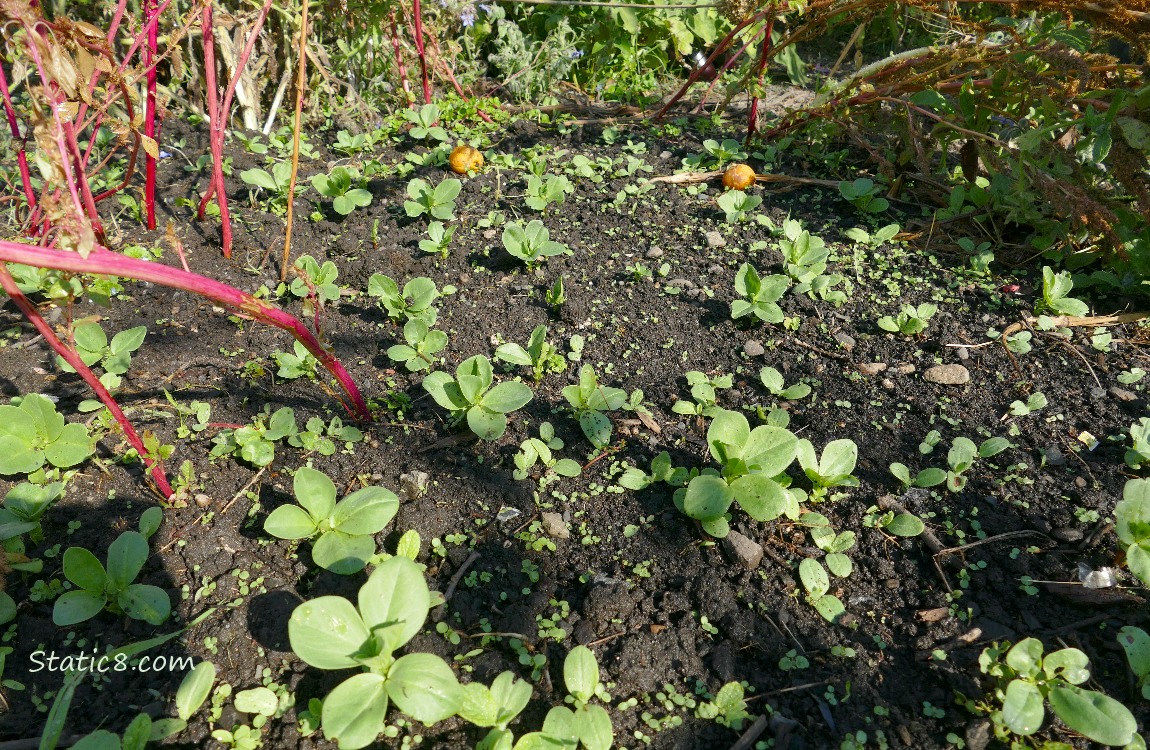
[877,303,937,335]
[562,365,627,449]
[310,166,372,216]
[779,220,846,304]
[1038,266,1089,317]
[514,422,581,480]
[796,438,859,500]
[495,325,567,382]
[525,174,573,212]
[546,276,567,309]
[404,177,461,220]
[367,274,449,325]
[404,102,448,141]
[672,371,732,418]
[731,263,790,324]
[838,177,889,213]
[419,221,456,258]
[716,189,761,223]
[57,322,147,391]
[386,319,448,372]
[274,341,320,380]
[759,366,811,401]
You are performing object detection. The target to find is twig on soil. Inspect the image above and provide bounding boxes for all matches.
[746,680,830,702]
[928,530,1055,592]
[219,467,268,517]
[587,630,630,647]
[728,714,769,750]
[1055,338,1103,390]
[785,337,853,362]
[1000,311,1150,339]
[443,551,480,602]
[877,495,946,555]
[649,170,840,189]
[581,441,625,472]
[9,334,43,350]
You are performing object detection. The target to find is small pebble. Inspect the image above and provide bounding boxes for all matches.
[897,364,916,375]
[881,378,895,390]
[542,512,570,540]
[721,530,764,570]
[1074,476,1087,488]
[667,278,695,289]
[400,470,430,499]
[194,494,212,508]
[744,340,765,357]
[1090,387,1107,399]
[705,231,726,248]
[833,332,856,351]
[659,150,672,159]
[1044,446,1066,466]
[645,247,664,258]
[482,229,497,240]
[1109,386,1138,402]
[924,364,970,385]
[1052,527,1084,543]
[956,347,970,361]
[858,362,888,376]
[707,264,724,275]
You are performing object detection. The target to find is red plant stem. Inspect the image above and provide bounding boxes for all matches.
[0,240,370,420]
[0,66,36,212]
[697,24,766,112]
[654,12,760,120]
[427,34,493,124]
[389,10,413,104]
[746,16,775,142]
[0,265,173,498]
[197,1,234,257]
[411,0,431,104]
[61,119,106,242]
[144,0,159,230]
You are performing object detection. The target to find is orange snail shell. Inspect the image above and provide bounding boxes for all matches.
[722,163,756,190]
[449,145,484,175]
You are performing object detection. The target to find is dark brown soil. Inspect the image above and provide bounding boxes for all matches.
[0,112,1147,750]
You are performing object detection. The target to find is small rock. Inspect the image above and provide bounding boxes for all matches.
[721,530,764,570]
[744,340,765,357]
[897,364,917,375]
[859,362,888,376]
[667,278,695,289]
[1052,527,1083,543]
[1090,387,1107,399]
[1109,386,1138,402]
[659,150,672,159]
[458,273,471,284]
[645,247,664,259]
[881,378,895,390]
[194,493,212,508]
[924,364,970,385]
[965,719,992,750]
[542,512,570,539]
[482,229,497,240]
[833,332,855,351]
[707,264,724,275]
[705,231,726,248]
[400,470,430,499]
[1074,476,1087,488]
[956,346,970,361]
[1044,446,1066,466]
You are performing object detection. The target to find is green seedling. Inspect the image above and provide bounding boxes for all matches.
[274,341,320,380]
[943,436,1011,492]
[889,462,946,489]
[672,370,732,418]
[1007,391,1047,418]
[0,482,64,541]
[968,638,1138,747]
[796,438,859,499]
[419,221,456,258]
[457,671,534,750]
[367,274,448,325]
[423,355,533,440]
[292,416,364,457]
[514,422,581,481]
[759,366,811,400]
[150,661,217,738]
[502,220,570,270]
[799,557,846,624]
[838,177,889,213]
[210,724,260,750]
[387,319,448,372]
[802,511,855,577]
[57,322,146,391]
[731,263,790,324]
[1038,266,1089,317]
[53,530,170,626]
[404,177,461,220]
[1117,626,1150,700]
[696,682,753,730]
[1127,418,1150,470]
[265,467,398,574]
[240,161,300,214]
[404,102,448,141]
[546,276,566,310]
[864,506,926,537]
[311,166,372,216]
[210,406,298,467]
[495,325,567,382]
[1114,478,1150,587]
[290,255,341,309]
[843,223,900,247]
[682,138,746,170]
[525,174,573,212]
[517,646,613,750]
[562,365,627,449]
[0,394,94,476]
[675,408,798,538]
[877,303,937,336]
[289,556,463,750]
[716,190,761,223]
[618,451,689,491]
[332,129,369,155]
[778,220,846,304]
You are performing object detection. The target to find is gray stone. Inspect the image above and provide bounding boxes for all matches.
[897,364,917,375]
[881,378,895,390]
[705,231,726,248]
[956,346,970,361]
[542,512,570,539]
[833,332,856,351]
[1052,527,1083,543]
[744,340,765,357]
[400,470,430,500]
[667,278,695,289]
[1090,387,1107,399]
[1044,446,1066,466]
[924,364,970,385]
[707,264,724,275]
[722,530,764,570]
[965,719,992,750]
[859,362,888,376]
[1109,386,1138,402]
[645,247,664,258]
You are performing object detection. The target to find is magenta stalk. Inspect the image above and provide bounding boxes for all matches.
[0,239,370,420]
[0,265,173,498]
[197,0,235,257]
[144,0,159,230]
[412,0,432,104]
[0,66,37,212]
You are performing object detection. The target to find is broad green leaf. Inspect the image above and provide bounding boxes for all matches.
[294,467,337,522]
[235,686,279,716]
[825,552,852,578]
[44,423,94,468]
[819,439,857,478]
[63,546,107,591]
[682,476,733,522]
[264,505,318,540]
[1116,479,1150,545]
[914,468,947,487]
[119,584,171,625]
[176,661,216,721]
[289,596,370,669]
[1006,638,1044,678]
[332,487,399,535]
[110,326,147,355]
[729,474,787,521]
[358,556,430,651]
[743,426,798,476]
[799,558,829,598]
[467,407,509,440]
[813,594,846,623]
[387,653,461,724]
[491,671,532,724]
[323,674,389,750]
[1048,684,1137,745]
[1043,648,1090,684]
[579,411,612,449]
[495,344,533,366]
[574,705,613,750]
[53,590,107,626]
[71,730,121,750]
[563,645,599,703]
[482,381,533,413]
[885,513,925,537]
[1002,679,1044,736]
[106,531,149,590]
[313,530,374,574]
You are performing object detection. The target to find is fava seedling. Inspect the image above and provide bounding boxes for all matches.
[423,355,533,440]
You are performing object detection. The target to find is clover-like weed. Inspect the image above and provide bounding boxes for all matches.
[562,365,627,449]
[495,325,566,382]
[0,394,94,476]
[386,319,448,372]
[877,303,937,335]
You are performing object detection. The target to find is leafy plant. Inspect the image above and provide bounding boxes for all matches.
[495,325,567,382]
[0,481,64,541]
[618,451,689,491]
[731,263,789,324]
[289,556,463,749]
[240,161,300,215]
[1038,266,1089,317]
[57,322,147,390]
[838,177,889,213]
[404,103,448,141]
[1126,418,1150,470]
[779,220,846,304]
[696,682,753,730]
[457,671,535,750]
[422,355,533,440]
[514,422,581,481]
[274,341,319,380]
[683,138,747,170]
[525,174,573,212]
[311,166,372,216]
[210,406,299,467]
[799,555,847,624]
[404,178,461,220]
[864,505,926,537]
[1007,392,1048,418]
[877,303,937,336]
[386,319,448,372]
[1114,478,1150,588]
[264,467,398,575]
[796,438,859,499]
[562,365,627,449]
[502,220,569,270]
[545,276,566,310]
[419,221,456,258]
[759,366,811,400]
[367,274,448,324]
[332,129,370,155]
[672,371,732,418]
[843,223,900,247]
[1117,626,1150,701]
[0,394,94,476]
[942,437,1011,492]
[53,530,170,626]
[290,255,341,308]
[967,638,1138,747]
[716,190,761,223]
[674,409,798,538]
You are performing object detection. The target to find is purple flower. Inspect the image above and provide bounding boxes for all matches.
[568,49,583,59]
[460,7,476,26]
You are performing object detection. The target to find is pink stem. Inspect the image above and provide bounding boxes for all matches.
[0,240,370,420]
[145,0,159,230]
[655,12,762,120]
[197,1,234,257]
[0,65,36,211]
[389,10,414,105]
[746,17,775,142]
[0,265,173,498]
[412,0,431,104]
